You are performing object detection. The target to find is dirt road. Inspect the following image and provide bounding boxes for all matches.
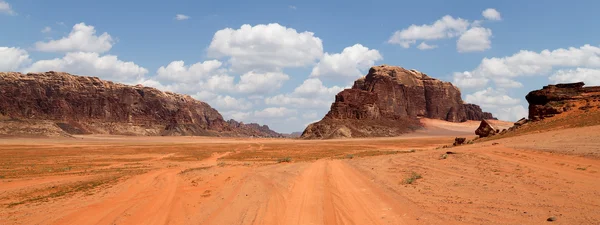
[1,126,600,224]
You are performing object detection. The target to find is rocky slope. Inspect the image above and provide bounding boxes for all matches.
[0,71,281,137]
[526,82,600,121]
[302,65,495,139]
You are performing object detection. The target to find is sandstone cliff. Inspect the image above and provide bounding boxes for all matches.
[0,71,280,137]
[526,82,600,121]
[302,65,495,139]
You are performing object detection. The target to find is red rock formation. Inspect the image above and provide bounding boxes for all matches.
[302,65,495,139]
[227,119,282,138]
[0,71,280,137]
[526,82,600,121]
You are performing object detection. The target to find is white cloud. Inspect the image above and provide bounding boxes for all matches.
[253,107,297,119]
[175,14,190,20]
[41,26,52,33]
[464,87,521,108]
[222,111,251,122]
[310,44,382,79]
[0,47,31,71]
[236,71,290,95]
[156,60,223,83]
[549,68,600,86]
[417,42,438,50]
[208,23,323,72]
[452,71,489,89]
[453,44,600,88]
[25,52,148,83]
[265,95,334,109]
[292,78,344,98]
[493,77,523,88]
[265,78,344,109]
[289,5,297,10]
[497,105,528,121]
[388,15,470,48]
[0,1,15,15]
[457,27,492,53]
[482,8,502,21]
[203,74,236,93]
[194,95,252,111]
[34,23,114,53]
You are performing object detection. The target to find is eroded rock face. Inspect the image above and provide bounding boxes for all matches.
[526,82,600,121]
[302,65,495,139]
[0,71,280,137]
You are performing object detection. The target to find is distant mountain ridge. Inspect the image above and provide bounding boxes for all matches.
[0,71,281,137]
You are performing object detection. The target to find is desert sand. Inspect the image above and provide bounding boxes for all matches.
[1,122,599,225]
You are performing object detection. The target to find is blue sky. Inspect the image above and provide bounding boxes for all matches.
[2,0,600,133]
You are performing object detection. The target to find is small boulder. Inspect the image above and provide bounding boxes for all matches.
[475,120,497,138]
[453,137,466,146]
[514,117,528,126]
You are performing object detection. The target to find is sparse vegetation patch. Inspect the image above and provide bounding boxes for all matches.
[277,157,292,163]
[402,172,423,185]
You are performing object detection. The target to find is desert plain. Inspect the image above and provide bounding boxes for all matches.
[1,119,599,225]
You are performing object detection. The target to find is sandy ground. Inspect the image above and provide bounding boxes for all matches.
[1,123,599,224]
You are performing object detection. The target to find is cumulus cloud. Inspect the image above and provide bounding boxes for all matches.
[549,68,600,86]
[292,78,344,98]
[464,88,525,121]
[34,23,114,53]
[0,1,15,15]
[452,71,489,89]
[388,15,470,48]
[457,27,492,53]
[310,44,382,79]
[25,52,148,83]
[236,71,290,95]
[0,47,31,71]
[156,60,223,83]
[253,107,297,119]
[388,9,501,52]
[482,8,502,21]
[417,42,438,50]
[175,14,190,20]
[497,105,528,121]
[453,44,600,89]
[208,23,323,72]
[265,78,344,109]
[192,94,253,111]
[221,111,251,122]
[464,87,521,108]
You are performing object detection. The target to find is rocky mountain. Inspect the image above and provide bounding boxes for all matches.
[526,82,600,121]
[302,65,495,139]
[226,119,282,138]
[0,71,281,137]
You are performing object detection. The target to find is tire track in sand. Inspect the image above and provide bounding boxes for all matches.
[260,160,415,225]
[51,152,230,225]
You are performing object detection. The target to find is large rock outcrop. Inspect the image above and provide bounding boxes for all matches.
[302,65,495,139]
[0,71,280,137]
[526,82,600,121]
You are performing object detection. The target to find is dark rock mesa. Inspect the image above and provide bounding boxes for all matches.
[526,82,600,121]
[302,65,495,139]
[0,71,281,137]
